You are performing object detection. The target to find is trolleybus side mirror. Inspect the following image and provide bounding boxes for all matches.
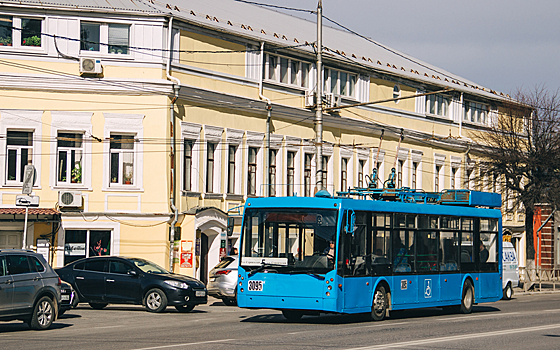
[345,210,356,236]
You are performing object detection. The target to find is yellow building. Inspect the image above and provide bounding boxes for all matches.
[0,0,524,283]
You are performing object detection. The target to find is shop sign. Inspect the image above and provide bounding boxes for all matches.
[180,252,193,268]
[65,243,86,256]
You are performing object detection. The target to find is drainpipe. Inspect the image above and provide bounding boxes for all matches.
[459,92,464,138]
[167,16,181,273]
[259,42,272,197]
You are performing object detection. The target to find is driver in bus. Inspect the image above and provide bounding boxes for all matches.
[479,241,489,263]
[323,240,336,265]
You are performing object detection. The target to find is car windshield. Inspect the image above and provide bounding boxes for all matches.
[129,258,168,274]
[241,208,338,274]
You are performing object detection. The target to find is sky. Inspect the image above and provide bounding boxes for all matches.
[259,0,560,96]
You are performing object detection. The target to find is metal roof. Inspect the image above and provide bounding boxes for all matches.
[0,0,510,100]
[0,0,163,14]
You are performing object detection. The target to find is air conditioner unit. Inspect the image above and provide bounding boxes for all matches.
[304,89,315,108]
[79,57,102,74]
[58,191,82,208]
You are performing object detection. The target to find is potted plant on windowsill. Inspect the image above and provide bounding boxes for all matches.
[0,37,12,46]
[71,163,82,183]
[123,173,133,185]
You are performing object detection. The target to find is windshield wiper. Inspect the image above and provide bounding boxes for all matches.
[248,263,289,277]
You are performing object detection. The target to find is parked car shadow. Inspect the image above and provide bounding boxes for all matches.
[58,313,82,320]
[0,322,73,333]
[73,304,208,314]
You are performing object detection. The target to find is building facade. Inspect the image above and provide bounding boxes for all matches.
[0,0,526,283]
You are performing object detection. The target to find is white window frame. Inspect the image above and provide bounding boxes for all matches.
[79,20,132,56]
[5,130,33,184]
[109,133,136,187]
[464,100,488,124]
[50,112,93,190]
[103,113,144,191]
[0,110,43,188]
[426,94,451,117]
[203,125,223,195]
[246,131,264,197]
[56,132,85,187]
[226,128,243,196]
[324,68,357,98]
[285,136,301,197]
[434,153,446,192]
[0,15,45,52]
[181,122,202,193]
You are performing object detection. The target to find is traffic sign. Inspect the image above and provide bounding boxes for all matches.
[22,165,35,195]
[15,194,39,207]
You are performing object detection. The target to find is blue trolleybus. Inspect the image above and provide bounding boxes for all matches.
[236,188,503,321]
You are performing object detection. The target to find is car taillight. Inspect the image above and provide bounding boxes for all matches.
[215,270,231,275]
[57,277,62,286]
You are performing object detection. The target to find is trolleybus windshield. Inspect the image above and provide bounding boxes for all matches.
[240,208,338,274]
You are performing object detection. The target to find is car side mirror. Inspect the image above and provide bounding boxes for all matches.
[128,270,138,276]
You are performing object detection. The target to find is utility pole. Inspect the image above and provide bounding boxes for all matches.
[315,0,323,193]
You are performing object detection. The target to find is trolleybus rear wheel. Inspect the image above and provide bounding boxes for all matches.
[282,310,303,321]
[371,285,388,321]
[459,280,474,314]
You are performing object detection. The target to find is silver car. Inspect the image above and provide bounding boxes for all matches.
[207,256,238,306]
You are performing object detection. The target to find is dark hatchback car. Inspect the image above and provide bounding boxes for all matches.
[56,256,207,313]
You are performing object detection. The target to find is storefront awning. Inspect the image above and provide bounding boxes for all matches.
[0,208,60,222]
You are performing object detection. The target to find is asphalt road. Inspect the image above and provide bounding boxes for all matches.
[1,292,560,349]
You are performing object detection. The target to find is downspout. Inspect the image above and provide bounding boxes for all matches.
[259,42,272,197]
[167,16,181,273]
[459,92,464,138]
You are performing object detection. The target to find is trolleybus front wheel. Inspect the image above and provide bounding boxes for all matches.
[370,285,388,321]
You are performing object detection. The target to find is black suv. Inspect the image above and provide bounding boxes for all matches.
[56,256,207,313]
[0,250,62,330]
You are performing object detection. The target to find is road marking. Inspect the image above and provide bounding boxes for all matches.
[345,323,560,350]
[130,338,236,350]
[94,325,125,329]
[437,311,520,321]
[288,321,410,335]
[544,309,560,312]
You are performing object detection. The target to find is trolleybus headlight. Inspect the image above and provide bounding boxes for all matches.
[327,285,332,290]
[326,292,330,296]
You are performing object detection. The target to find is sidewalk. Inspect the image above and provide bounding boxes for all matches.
[513,282,560,296]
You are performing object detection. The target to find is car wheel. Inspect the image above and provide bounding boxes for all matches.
[282,310,303,321]
[71,294,80,308]
[145,288,168,313]
[29,296,55,330]
[370,285,388,321]
[459,280,474,314]
[89,302,108,310]
[175,305,195,313]
[503,282,513,300]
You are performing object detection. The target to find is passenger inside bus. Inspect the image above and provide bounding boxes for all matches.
[479,241,489,263]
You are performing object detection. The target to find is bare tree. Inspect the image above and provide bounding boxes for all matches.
[470,85,560,269]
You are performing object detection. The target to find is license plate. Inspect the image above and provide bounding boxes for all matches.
[61,295,70,301]
[248,280,264,291]
[195,290,205,297]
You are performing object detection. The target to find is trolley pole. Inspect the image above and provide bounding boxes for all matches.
[315,0,323,192]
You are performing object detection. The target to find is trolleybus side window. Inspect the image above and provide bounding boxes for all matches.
[416,216,439,272]
[479,218,499,272]
[371,213,391,275]
[461,218,476,272]
[440,216,459,271]
[338,211,370,277]
[393,214,414,273]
